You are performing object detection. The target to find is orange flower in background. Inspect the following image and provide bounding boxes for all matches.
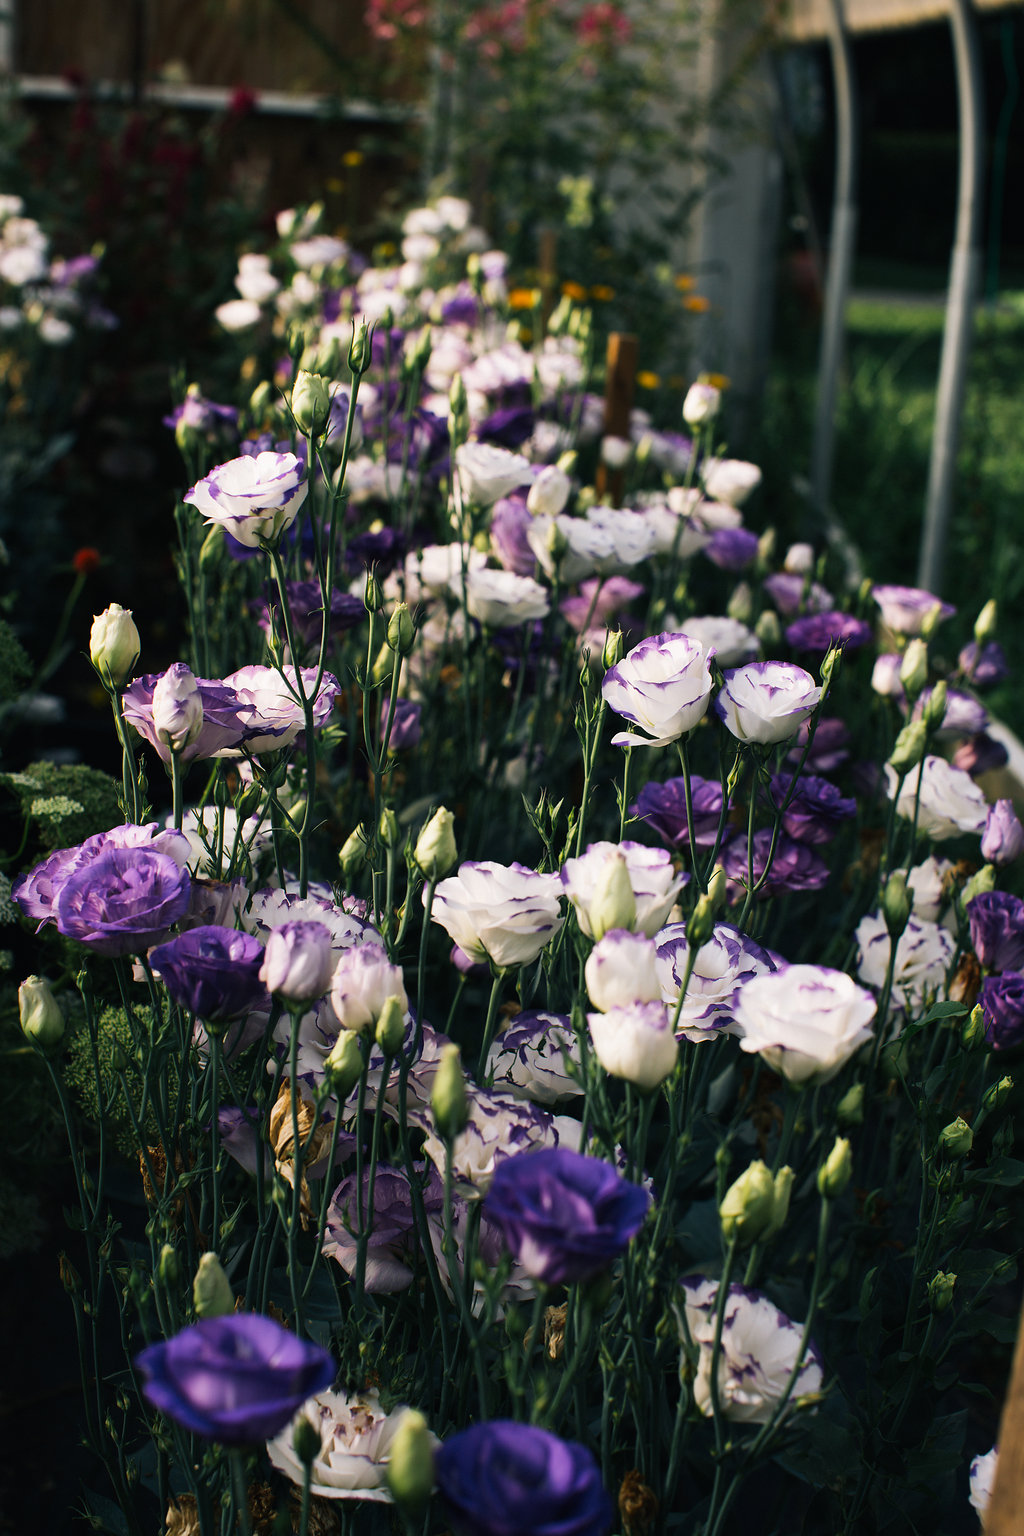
[673,273,696,292]
[683,294,711,313]
[636,371,661,390]
[73,546,101,575]
[589,284,615,302]
[703,371,731,390]
[508,288,540,310]
[561,280,587,302]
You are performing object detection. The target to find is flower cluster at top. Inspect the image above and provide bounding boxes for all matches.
[0,192,113,345]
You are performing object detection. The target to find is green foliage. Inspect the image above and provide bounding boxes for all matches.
[0,620,31,703]
[2,759,121,849]
[63,1002,168,1157]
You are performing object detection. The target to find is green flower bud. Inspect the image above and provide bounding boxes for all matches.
[414,807,458,880]
[249,379,274,417]
[291,370,331,435]
[375,994,406,1056]
[767,1166,794,1236]
[19,974,65,1051]
[339,823,370,883]
[157,1244,180,1291]
[757,527,776,566]
[705,866,728,912]
[974,599,997,645]
[386,1409,435,1512]
[819,644,843,687]
[939,1116,973,1157]
[324,1030,364,1097]
[192,1253,234,1318]
[963,1004,987,1050]
[89,604,141,690]
[431,1043,469,1141]
[888,720,928,775]
[836,1081,865,1127]
[881,871,911,939]
[587,850,636,941]
[927,1270,956,1313]
[379,807,400,849]
[387,601,416,656]
[981,1075,1013,1116]
[817,1137,853,1200]
[292,1413,323,1468]
[898,639,928,699]
[364,569,384,613]
[754,609,781,649]
[923,679,947,731]
[317,335,343,378]
[727,582,753,624]
[961,865,996,906]
[686,894,717,950]
[602,629,624,671]
[198,524,225,572]
[719,1159,777,1248]
[556,449,578,477]
[348,319,371,375]
[920,602,945,642]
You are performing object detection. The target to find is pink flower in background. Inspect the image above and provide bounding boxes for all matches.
[365,0,429,42]
[577,2,631,46]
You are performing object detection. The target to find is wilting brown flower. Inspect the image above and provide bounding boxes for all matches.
[268,1078,334,1224]
[618,1469,659,1536]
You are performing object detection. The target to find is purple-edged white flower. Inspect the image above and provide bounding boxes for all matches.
[682,381,721,425]
[969,1445,998,1524]
[267,1388,433,1501]
[872,583,955,636]
[907,855,955,923]
[527,463,572,517]
[585,930,662,1012]
[602,631,714,749]
[681,1277,823,1423]
[885,755,989,841]
[982,799,1024,866]
[656,921,777,1042]
[323,1164,441,1294]
[428,861,564,969]
[732,964,876,1083]
[715,661,822,746]
[415,1084,558,1189]
[673,614,757,668]
[455,442,532,506]
[259,919,335,1005]
[224,665,339,752]
[561,842,685,940]
[486,1012,583,1105]
[151,663,204,752]
[855,911,955,1017]
[184,451,307,549]
[701,457,762,507]
[587,1000,678,1090]
[329,941,407,1034]
[465,567,549,627]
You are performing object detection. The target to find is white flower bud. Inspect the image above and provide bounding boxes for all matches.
[414,807,457,879]
[89,604,140,689]
[19,975,64,1050]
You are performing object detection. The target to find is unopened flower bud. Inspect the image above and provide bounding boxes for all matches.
[348,319,371,375]
[339,824,369,883]
[588,851,637,941]
[686,894,717,950]
[882,871,911,939]
[152,663,203,753]
[974,599,998,645]
[387,601,415,655]
[964,1004,987,1050]
[291,370,331,435]
[198,525,225,571]
[757,527,776,566]
[705,866,727,912]
[325,1030,364,1097]
[921,602,945,642]
[899,639,929,699]
[249,379,274,417]
[431,1043,469,1140]
[767,1165,794,1236]
[364,570,384,613]
[386,1409,435,1512]
[820,644,843,686]
[193,1253,233,1319]
[379,807,400,849]
[527,464,572,519]
[940,1116,973,1158]
[157,1243,180,1290]
[19,975,64,1051]
[374,993,406,1056]
[888,720,928,775]
[981,1075,1013,1117]
[927,1271,956,1313]
[602,629,624,671]
[292,1413,323,1468]
[719,1159,777,1248]
[90,604,141,690]
[923,679,947,731]
[836,1081,865,1127]
[414,807,457,880]
[961,864,996,907]
[817,1137,853,1200]
[727,582,753,624]
[682,381,721,427]
[259,920,334,1006]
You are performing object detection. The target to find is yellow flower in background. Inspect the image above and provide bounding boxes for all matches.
[561,280,588,302]
[703,371,731,390]
[683,294,711,313]
[589,284,615,302]
[636,370,661,390]
[342,149,365,167]
[508,288,541,310]
[674,273,696,292]
[325,178,344,195]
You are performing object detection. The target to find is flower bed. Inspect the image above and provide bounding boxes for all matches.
[8,196,1021,1536]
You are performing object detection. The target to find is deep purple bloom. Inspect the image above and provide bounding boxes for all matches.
[441,289,481,326]
[982,799,1024,866]
[786,715,851,774]
[979,972,1024,1050]
[959,639,1008,689]
[483,1146,649,1286]
[255,580,365,648]
[346,526,406,575]
[135,1314,334,1443]
[968,891,1024,973]
[436,1421,612,1536]
[766,772,857,845]
[953,732,1009,777]
[149,925,267,1022]
[703,526,759,571]
[381,696,423,751]
[478,405,536,449]
[720,829,829,900]
[54,846,191,957]
[632,775,728,850]
[785,611,871,653]
[163,393,238,435]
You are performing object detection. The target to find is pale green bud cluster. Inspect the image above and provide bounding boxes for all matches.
[719,1160,793,1247]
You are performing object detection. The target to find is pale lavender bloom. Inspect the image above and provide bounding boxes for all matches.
[602,631,714,748]
[123,673,258,763]
[953,733,1009,777]
[184,451,307,549]
[872,583,955,635]
[886,755,989,841]
[855,911,955,1017]
[224,665,339,752]
[259,920,335,1005]
[561,842,686,939]
[560,576,644,634]
[872,652,905,698]
[762,572,833,616]
[681,1277,823,1423]
[428,861,564,969]
[982,799,1024,866]
[486,1012,584,1105]
[732,964,876,1083]
[912,686,988,738]
[323,1164,443,1293]
[969,1445,998,1523]
[959,640,1008,689]
[585,930,662,1012]
[656,921,777,1042]
[381,697,422,752]
[715,661,822,746]
[489,495,535,575]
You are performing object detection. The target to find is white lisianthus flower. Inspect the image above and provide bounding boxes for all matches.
[600,434,633,469]
[584,506,658,571]
[330,941,408,1034]
[415,1084,557,1188]
[562,842,686,940]
[682,1277,823,1423]
[290,234,349,269]
[587,1000,678,1090]
[701,457,762,507]
[393,542,487,604]
[855,912,955,1017]
[733,965,876,1083]
[526,463,572,518]
[485,1012,583,1105]
[268,1390,435,1501]
[464,568,549,627]
[214,297,262,331]
[714,661,822,746]
[638,501,712,560]
[585,929,663,1011]
[184,452,307,549]
[682,381,721,426]
[672,615,758,669]
[223,665,338,752]
[526,515,615,584]
[885,755,989,842]
[455,442,532,506]
[234,253,279,304]
[427,861,564,969]
[602,631,714,748]
[969,1445,998,1525]
[907,855,955,923]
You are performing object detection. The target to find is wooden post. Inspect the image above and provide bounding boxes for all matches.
[595,332,637,508]
[984,1293,1024,1535]
[538,226,558,328]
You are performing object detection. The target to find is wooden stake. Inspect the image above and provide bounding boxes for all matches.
[595,332,637,508]
[985,1292,1024,1534]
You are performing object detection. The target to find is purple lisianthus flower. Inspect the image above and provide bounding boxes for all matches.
[632,775,728,851]
[346,525,407,575]
[952,732,1009,777]
[255,580,365,649]
[762,571,833,616]
[122,673,259,764]
[703,526,760,571]
[381,696,422,752]
[53,846,191,957]
[483,1147,649,1286]
[720,829,829,900]
[490,494,536,576]
[561,576,645,634]
[979,971,1024,1050]
[478,404,536,449]
[786,715,851,774]
[183,451,307,549]
[872,583,955,635]
[968,891,1024,973]
[323,1164,444,1293]
[766,772,857,845]
[13,822,191,929]
[982,799,1024,866]
[912,686,988,738]
[149,925,267,1023]
[436,1421,612,1536]
[959,639,1008,689]
[136,1314,334,1444]
[785,611,872,653]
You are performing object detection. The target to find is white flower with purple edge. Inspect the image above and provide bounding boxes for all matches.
[427,861,564,969]
[714,661,822,746]
[184,451,307,548]
[587,1000,678,1091]
[414,1084,559,1189]
[732,964,876,1083]
[585,930,662,1012]
[485,1012,584,1105]
[855,911,956,1018]
[681,1277,823,1423]
[223,665,339,752]
[885,755,989,841]
[329,941,408,1034]
[602,631,715,749]
[981,799,1024,866]
[969,1445,997,1524]
[672,614,758,669]
[464,568,549,627]
[872,583,955,636]
[656,921,778,1042]
[267,1389,435,1501]
[562,842,685,940]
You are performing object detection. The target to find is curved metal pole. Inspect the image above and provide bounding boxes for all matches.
[810,0,858,520]
[917,0,985,595]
